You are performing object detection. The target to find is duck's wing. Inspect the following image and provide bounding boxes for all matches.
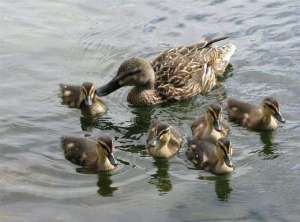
[151,37,235,101]
[59,84,82,108]
[227,98,256,122]
[61,136,97,167]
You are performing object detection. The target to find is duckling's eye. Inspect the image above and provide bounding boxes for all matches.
[195,154,199,159]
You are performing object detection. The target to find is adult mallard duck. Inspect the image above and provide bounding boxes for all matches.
[186,138,234,175]
[60,82,107,116]
[191,103,229,142]
[61,135,118,172]
[96,37,236,106]
[146,120,182,159]
[227,97,285,130]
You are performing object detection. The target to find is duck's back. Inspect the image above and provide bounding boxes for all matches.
[151,38,236,101]
[227,98,257,123]
[59,84,82,108]
[61,136,97,167]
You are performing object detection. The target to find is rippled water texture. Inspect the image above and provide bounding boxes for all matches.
[0,0,300,221]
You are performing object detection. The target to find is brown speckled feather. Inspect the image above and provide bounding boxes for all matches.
[151,38,235,101]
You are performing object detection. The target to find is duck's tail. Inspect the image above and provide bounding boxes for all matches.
[206,36,229,47]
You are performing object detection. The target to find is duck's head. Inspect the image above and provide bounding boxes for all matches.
[147,121,172,149]
[96,136,118,167]
[206,104,223,132]
[81,82,96,106]
[216,138,234,168]
[262,97,285,123]
[96,57,155,96]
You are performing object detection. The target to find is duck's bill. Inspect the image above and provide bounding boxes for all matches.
[224,154,233,168]
[108,153,118,166]
[213,120,222,132]
[273,111,286,123]
[96,79,121,97]
[84,96,93,106]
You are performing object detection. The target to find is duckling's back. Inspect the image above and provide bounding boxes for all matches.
[61,136,97,167]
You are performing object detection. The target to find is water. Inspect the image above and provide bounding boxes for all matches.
[0,0,299,221]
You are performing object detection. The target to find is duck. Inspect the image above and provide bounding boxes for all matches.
[227,97,285,130]
[186,138,234,174]
[61,135,118,172]
[191,103,229,142]
[146,120,182,159]
[59,82,107,116]
[96,37,236,106]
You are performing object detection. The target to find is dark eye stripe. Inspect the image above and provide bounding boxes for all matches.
[208,108,218,120]
[159,128,170,136]
[98,141,111,153]
[266,103,278,112]
[122,68,142,78]
[219,142,229,154]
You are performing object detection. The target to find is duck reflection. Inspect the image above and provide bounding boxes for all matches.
[80,116,98,131]
[198,174,232,201]
[122,106,155,139]
[148,158,172,195]
[97,172,118,197]
[258,131,279,159]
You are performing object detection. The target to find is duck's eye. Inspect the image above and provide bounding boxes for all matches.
[195,154,199,159]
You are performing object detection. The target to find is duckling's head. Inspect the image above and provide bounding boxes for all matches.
[147,121,172,149]
[206,104,223,132]
[262,97,285,123]
[96,58,155,96]
[216,138,234,168]
[95,136,118,166]
[81,82,96,106]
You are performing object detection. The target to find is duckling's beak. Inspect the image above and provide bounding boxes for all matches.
[96,78,121,96]
[213,120,222,132]
[84,96,93,106]
[224,154,233,168]
[107,153,118,166]
[273,111,285,123]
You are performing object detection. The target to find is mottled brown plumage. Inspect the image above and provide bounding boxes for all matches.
[186,138,234,175]
[96,37,236,106]
[227,97,285,130]
[146,120,182,159]
[191,104,229,142]
[60,82,107,116]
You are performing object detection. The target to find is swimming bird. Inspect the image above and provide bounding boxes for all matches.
[227,97,285,130]
[186,138,234,174]
[96,37,236,106]
[191,103,229,142]
[59,82,106,116]
[61,135,118,172]
[146,120,182,159]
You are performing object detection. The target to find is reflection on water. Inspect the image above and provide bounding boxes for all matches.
[97,172,118,197]
[252,131,280,159]
[122,106,155,139]
[199,174,233,201]
[148,158,172,195]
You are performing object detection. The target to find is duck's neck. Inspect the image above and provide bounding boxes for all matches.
[97,149,115,171]
[261,109,278,129]
[204,114,214,133]
[127,81,160,106]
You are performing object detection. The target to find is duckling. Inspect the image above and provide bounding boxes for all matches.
[59,82,107,116]
[227,97,285,130]
[61,135,118,172]
[191,103,229,142]
[146,120,182,159]
[186,138,234,174]
[96,37,236,106]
